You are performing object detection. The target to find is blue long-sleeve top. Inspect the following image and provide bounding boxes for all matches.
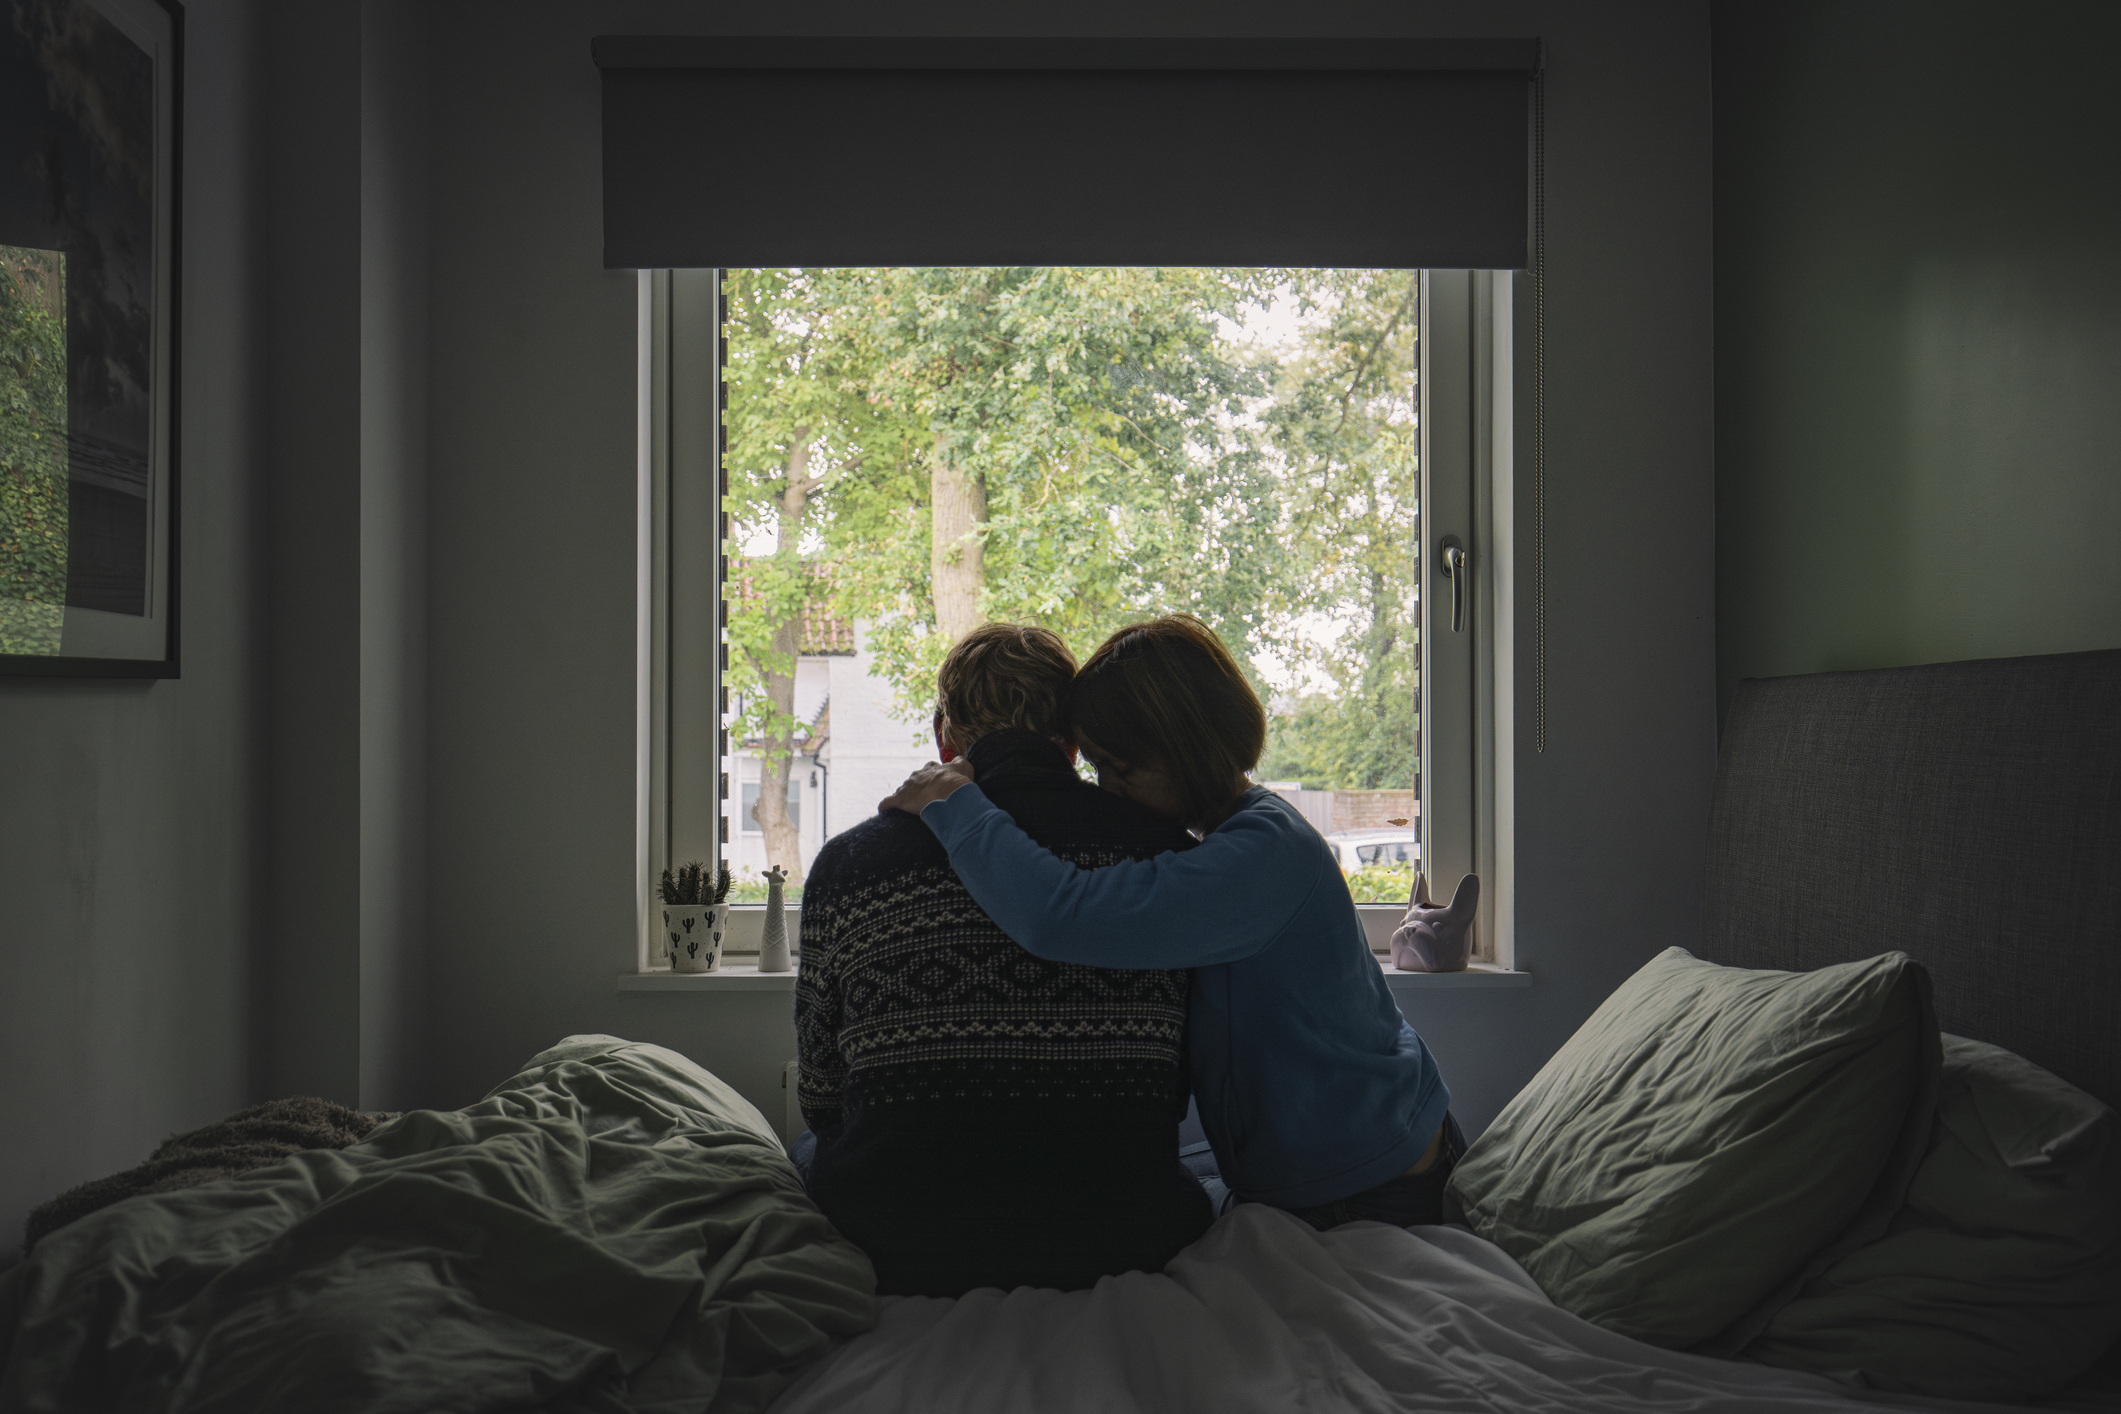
[920,782,1450,1209]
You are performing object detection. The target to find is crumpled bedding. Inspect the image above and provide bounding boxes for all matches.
[766,1205,2054,1414]
[0,1035,876,1414]
[22,1095,396,1256]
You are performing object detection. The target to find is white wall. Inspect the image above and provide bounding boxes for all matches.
[732,629,937,883]
[725,749,819,880]
[419,0,1715,1138]
[724,655,829,878]
[821,625,934,851]
[0,0,269,1264]
[728,629,935,881]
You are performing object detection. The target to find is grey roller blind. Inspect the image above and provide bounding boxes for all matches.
[594,38,1539,270]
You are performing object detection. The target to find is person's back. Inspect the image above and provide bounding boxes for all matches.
[794,632,1210,1296]
[883,614,1462,1230]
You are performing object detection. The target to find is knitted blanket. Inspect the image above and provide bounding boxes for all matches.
[22,1096,394,1256]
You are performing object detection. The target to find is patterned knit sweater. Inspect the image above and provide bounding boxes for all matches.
[794,728,1209,1295]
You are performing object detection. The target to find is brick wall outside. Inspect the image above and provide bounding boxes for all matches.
[1331,791,1417,832]
[1270,787,1419,837]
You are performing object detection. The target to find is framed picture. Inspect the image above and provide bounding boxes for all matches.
[1,0,181,676]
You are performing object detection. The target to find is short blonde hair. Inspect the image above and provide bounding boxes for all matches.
[936,623,1078,743]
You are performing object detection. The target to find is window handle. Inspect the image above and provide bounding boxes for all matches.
[1439,536,1468,633]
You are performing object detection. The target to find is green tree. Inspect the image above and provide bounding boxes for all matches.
[1254,271,1422,790]
[829,266,1282,718]
[723,268,921,880]
[0,246,69,656]
[721,267,1427,876]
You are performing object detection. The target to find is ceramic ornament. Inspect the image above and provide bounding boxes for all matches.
[758,866,792,972]
[1390,872,1479,972]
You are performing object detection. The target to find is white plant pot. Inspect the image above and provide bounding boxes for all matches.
[664,902,728,973]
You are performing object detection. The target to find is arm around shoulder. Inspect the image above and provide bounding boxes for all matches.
[921,787,1317,969]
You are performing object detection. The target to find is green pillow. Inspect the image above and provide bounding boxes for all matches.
[1444,947,1940,1352]
[1746,1035,2121,1400]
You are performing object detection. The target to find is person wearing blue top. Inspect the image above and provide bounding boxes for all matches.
[883,613,1467,1229]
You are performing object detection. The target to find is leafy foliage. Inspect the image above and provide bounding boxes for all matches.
[1,247,69,655]
[1345,861,1418,905]
[831,266,1283,715]
[721,267,1426,877]
[1252,271,1423,791]
[727,867,802,905]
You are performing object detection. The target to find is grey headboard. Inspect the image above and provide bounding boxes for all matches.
[1703,648,2119,1109]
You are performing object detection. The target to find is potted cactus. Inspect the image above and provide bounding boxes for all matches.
[661,860,733,973]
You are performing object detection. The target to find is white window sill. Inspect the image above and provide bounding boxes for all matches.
[619,961,800,991]
[1377,958,1532,988]
[617,954,1528,992]
[1357,905,1530,986]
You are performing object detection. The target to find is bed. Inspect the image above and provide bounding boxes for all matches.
[764,647,2121,1414]
[763,1208,2102,1414]
[0,1036,879,1413]
[4,649,2115,1412]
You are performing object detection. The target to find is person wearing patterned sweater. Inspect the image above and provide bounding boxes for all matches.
[794,624,1211,1296]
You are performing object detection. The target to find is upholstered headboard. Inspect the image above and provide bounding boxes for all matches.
[1703,649,2120,1108]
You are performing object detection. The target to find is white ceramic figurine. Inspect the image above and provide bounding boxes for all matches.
[758,865,792,972]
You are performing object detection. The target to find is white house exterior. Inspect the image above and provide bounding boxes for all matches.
[724,620,934,882]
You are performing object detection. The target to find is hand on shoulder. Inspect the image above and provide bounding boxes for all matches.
[879,759,976,817]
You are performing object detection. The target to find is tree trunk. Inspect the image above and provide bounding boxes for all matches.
[751,613,806,883]
[749,434,815,883]
[931,432,986,641]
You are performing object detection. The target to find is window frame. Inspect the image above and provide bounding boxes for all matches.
[638,267,1514,971]
[637,269,726,968]
[1417,270,1516,967]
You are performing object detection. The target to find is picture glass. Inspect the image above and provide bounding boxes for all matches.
[1,0,174,667]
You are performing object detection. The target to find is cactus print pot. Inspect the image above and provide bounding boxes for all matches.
[665,903,728,973]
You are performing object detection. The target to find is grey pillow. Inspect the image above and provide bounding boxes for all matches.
[1444,947,1940,1353]
[1746,1035,2121,1400]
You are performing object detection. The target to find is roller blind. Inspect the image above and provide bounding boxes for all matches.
[594,37,1539,270]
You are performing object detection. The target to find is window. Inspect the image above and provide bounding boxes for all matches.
[641,268,1515,966]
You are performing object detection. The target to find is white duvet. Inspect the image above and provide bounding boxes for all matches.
[768,1205,2042,1414]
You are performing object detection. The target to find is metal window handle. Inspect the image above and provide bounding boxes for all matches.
[1439,536,1468,633]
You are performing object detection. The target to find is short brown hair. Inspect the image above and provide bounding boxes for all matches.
[936,623,1078,744]
[1068,614,1266,829]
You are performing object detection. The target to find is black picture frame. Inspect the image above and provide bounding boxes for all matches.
[0,0,183,678]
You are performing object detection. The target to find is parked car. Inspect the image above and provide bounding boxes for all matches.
[1323,828,1420,874]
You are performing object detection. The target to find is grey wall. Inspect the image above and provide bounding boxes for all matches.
[356,0,432,1113]
[259,0,432,1111]
[1715,0,2121,719]
[263,0,362,1106]
[0,3,1719,1260]
[33,0,2112,1264]
[0,0,269,1262]
[422,0,1716,1138]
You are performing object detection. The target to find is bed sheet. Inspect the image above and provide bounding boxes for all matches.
[0,1036,875,1414]
[767,1205,2057,1414]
